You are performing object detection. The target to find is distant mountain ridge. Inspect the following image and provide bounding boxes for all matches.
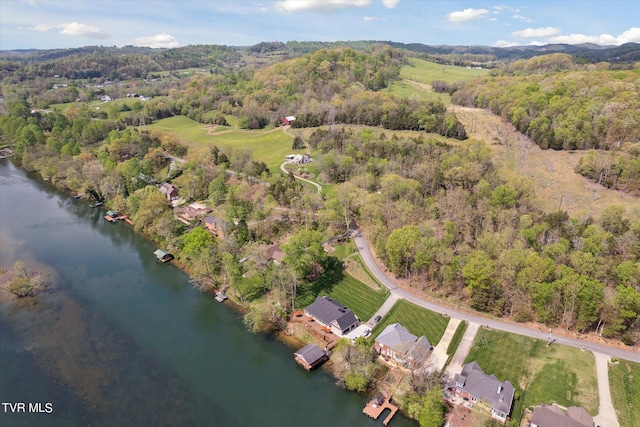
[2,41,638,64]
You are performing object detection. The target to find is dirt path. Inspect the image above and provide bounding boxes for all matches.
[454,106,640,218]
[593,352,620,427]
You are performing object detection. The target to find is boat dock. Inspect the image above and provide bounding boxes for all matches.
[104,211,132,224]
[362,394,399,426]
[214,291,228,302]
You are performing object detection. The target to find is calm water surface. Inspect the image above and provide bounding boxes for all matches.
[0,160,416,427]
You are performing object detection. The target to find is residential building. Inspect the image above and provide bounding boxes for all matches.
[266,244,285,264]
[374,323,432,369]
[173,203,212,224]
[304,296,360,337]
[205,216,228,239]
[453,361,515,424]
[159,182,179,202]
[530,404,593,427]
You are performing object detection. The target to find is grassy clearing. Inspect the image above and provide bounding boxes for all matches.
[463,329,598,422]
[371,299,449,346]
[147,115,296,172]
[446,321,468,361]
[610,360,640,427]
[401,58,490,84]
[454,107,640,218]
[386,58,489,104]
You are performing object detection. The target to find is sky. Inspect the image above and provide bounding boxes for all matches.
[1,0,639,50]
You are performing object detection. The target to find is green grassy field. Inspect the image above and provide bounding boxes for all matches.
[386,58,489,104]
[371,299,449,346]
[464,329,598,422]
[446,321,468,361]
[147,115,297,172]
[610,360,640,427]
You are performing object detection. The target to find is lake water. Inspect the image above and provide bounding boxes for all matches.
[0,160,416,427]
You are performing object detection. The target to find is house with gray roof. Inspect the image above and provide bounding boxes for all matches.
[374,323,432,369]
[294,344,328,371]
[304,296,360,337]
[453,361,515,424]
[530,403,593,427]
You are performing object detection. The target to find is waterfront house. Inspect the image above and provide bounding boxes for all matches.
[294,344,328,370]
[204,216,228,239]
[530,404,593,427]
[452,361,514,424]
[173,203,212,224]
[374,323,432,369]
[159,183,179,203]
[304,296,360,337]
[266,244,285,264]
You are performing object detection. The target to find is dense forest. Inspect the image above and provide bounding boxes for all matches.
[1,45,639,350]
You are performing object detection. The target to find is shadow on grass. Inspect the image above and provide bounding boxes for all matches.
[295,256,344,308]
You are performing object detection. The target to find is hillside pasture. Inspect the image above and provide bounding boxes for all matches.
[371,299,449,346]
[147,115,297,172]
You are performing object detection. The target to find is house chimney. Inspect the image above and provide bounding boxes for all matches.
[497,385,503,394]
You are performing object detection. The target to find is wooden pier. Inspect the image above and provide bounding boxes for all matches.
[362,394,399,426]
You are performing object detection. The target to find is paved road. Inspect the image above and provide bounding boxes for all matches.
[354,234,640,364]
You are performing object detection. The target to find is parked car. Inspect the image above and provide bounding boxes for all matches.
[363,328,371,338]
[374,315,382,323]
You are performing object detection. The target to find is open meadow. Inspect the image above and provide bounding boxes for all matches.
[147,115,297,172]
[464,329,598,422]
[386,58,489,104]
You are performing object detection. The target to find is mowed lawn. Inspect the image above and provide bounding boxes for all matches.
[327,275,388,322]
[371,299,449,346]
[464,329,598,422]
[147,116,296,172]
[610,360,640,427]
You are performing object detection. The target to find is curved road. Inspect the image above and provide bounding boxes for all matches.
[354,234,640,363]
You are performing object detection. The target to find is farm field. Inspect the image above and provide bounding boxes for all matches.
[371,299,449,346]
[147,115,298,172]
[610,360,640,427]
[386,58,489,104]
[463,329,598,422]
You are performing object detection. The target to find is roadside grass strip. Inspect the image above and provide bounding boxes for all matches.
[464,329,598,423]
[609,360,640,427]
[445,321,468,362]
[371,299,449,347]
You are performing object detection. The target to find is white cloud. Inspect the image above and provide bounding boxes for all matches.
[364,16,386,21]
[512,14,532,23]
[133,33,181,48]
[494,40,521,47]
[382,0,400,8]
[513,27,560,38]
[28,24,54,32]
[547,27,640,45]
[59,22,109,39]
[447,8,489,23]
[276,0,371,12]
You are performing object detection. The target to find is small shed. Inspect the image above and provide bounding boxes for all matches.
[154,249,174,263]
[294,344,328,371]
